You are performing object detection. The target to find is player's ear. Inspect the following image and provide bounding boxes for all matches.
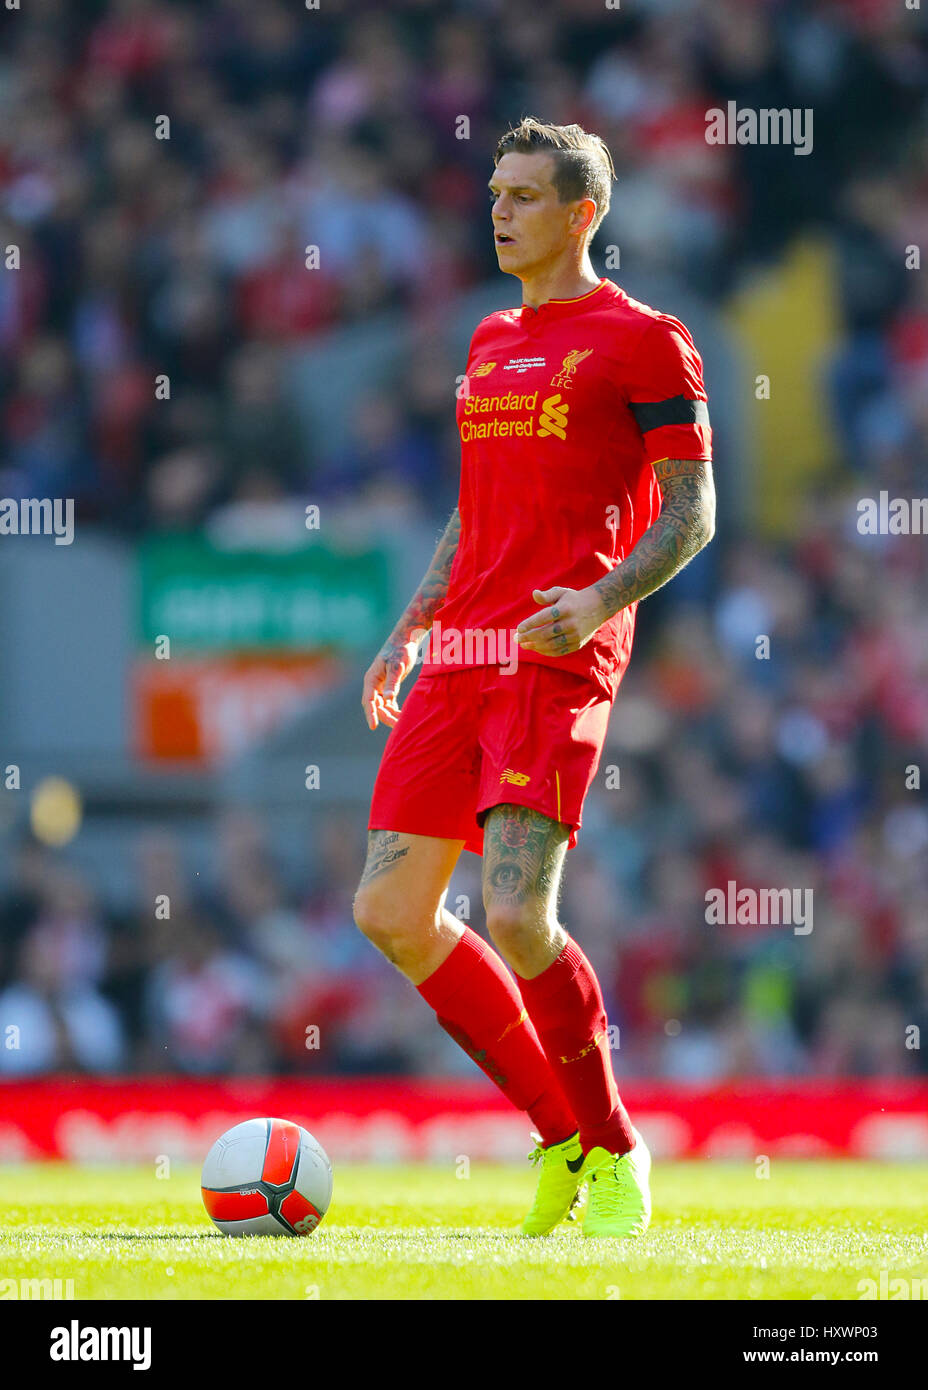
[573,197,596,238]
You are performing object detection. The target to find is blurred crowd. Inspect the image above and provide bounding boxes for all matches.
[1,0,927,1079]
[2,0,928,526]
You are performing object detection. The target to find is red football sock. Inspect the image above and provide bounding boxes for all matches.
[516,936,635,1157]
[417,927,577,1147]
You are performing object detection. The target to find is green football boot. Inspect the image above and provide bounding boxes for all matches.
[581,1128,652,1238]
[521,1130,586,1236]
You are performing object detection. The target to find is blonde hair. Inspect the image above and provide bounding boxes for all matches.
[493,116,616,239]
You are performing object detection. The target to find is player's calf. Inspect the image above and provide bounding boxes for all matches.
[356,827,580,1161]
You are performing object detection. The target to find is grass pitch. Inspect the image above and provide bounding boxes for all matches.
[0,1160,926,1300]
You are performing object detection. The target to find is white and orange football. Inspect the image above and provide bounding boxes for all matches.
[201,1118,333,1237]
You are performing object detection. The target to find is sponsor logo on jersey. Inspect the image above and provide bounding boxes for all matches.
[537,393,569,440]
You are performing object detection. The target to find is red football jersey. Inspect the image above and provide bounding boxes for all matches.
[419,277,712,699]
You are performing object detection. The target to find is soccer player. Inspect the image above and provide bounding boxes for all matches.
[353,117,715,1237]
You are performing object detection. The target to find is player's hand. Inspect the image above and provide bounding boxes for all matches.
[361,636,420,729]
[514,586,609,657]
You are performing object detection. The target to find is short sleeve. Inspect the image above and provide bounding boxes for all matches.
[625,317,712,465]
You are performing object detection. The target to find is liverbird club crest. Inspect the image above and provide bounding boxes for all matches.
[551,348,593,389]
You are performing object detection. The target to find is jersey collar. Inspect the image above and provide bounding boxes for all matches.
[519,277,612,324]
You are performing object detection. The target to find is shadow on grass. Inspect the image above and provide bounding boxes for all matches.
[91,1232,225,1241]
[86,1227,533,1244]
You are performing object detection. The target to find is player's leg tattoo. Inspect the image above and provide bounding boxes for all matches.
[358,829,410,887]
[481,805,571,977]
[356,830,415,963]
[482,803,569,913]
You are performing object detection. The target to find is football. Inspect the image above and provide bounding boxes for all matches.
[201,1118,333,1237]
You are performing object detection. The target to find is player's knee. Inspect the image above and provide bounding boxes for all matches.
[484,901,547,957]
[352,883,418,959]
[353,883,394,945]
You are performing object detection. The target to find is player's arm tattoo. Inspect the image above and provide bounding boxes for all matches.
[594,458,715,618]
[381,507,461,660]
[482,805,569,913]
[359,830,411,886]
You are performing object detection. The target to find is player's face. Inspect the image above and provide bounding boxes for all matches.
[488,151,591,274]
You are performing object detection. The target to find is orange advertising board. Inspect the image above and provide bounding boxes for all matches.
[132,653,342,764]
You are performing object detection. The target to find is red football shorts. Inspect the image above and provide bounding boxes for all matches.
[368,663,613,855]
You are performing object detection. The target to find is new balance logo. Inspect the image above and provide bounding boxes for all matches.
[500,768,531,786]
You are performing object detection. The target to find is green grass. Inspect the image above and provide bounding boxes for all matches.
[0,1161,926,1300]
